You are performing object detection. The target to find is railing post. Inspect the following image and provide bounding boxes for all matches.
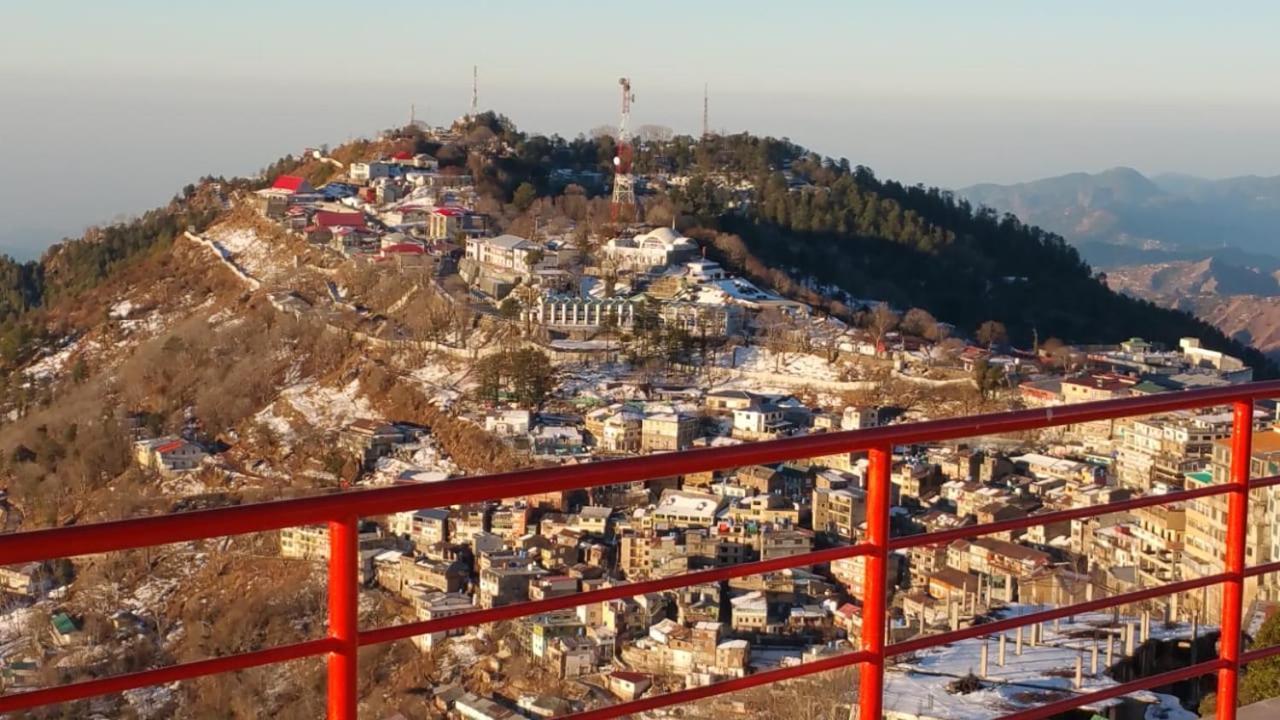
[328,515,359,720]
[1216,399,1252,720]
[858,444,892,720]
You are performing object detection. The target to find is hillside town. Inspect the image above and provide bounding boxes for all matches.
[3,111,1277,720]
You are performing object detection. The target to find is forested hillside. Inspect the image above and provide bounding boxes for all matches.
[652,133,1276,375]
[0,188,222,366]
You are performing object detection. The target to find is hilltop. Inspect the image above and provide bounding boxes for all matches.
[0,112,1269,718]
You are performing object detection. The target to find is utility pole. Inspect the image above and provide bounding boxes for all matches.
[471,65,478,116]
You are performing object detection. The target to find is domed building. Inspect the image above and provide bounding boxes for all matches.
[603,227,699,271]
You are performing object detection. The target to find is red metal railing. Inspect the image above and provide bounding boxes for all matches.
[3,381,1280,718]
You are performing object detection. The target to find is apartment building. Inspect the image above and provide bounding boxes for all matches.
[812,486,867,542]
[641,412,699,452]
[1181,429,1280,622]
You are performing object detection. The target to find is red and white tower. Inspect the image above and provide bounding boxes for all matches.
[610,77,638,222]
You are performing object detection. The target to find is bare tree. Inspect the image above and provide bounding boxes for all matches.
[636,124,675,143]
[756,308,798,371]
[866,303,900,357]
[975,320,1008,350]
[901,308,940,341]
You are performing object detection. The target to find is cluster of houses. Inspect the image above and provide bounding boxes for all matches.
[251,321,1280,716]
[111,122,1278,716]
[254,147,487,268]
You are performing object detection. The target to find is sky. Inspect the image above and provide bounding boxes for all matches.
[3,0,1280,259]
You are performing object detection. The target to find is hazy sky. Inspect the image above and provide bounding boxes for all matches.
[3,0,1280,259]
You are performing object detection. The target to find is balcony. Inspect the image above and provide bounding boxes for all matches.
[2,382,1280,718]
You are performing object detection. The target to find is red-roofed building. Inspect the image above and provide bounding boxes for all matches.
[271,175,314,194]
[608,671,652,701]
[314,211,367,230]
[376,242,429,268]
[380,243,425,255]
[834,602,861,634]
[428,206,488,240]
[134,436,206,475]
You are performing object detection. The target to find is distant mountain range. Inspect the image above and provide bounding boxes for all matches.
[958,167,1280,266]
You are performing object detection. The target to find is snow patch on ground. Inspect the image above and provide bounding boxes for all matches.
[23,338,81,381]
[255,379,374,444]
[408,355,472,408]
[119,312,169,338]
[123,683,178,718]
[882,606,1205,720]
[718,346,842,382]
[110,300,135,319]
[208,223,293,282]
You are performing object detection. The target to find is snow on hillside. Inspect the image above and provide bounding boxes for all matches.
[720,346,843,382]
[110,300,135,319]
[206,221,295,283]
[23,337,82,381]
[409,356,473,408]
[255,379,373,444]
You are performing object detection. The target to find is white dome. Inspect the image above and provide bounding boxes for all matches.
[641,227,683,245]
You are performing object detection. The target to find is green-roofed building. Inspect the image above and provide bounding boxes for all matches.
[1184,470,1213,485]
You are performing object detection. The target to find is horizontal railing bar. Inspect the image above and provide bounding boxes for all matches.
[564,649,873,720]
[360,542,874,646]
[1250,474,1280,490]
[1245,559,1280,579]
[994,658,1227,720]
[4,381,1277,566]
[1243,644,1280,664]
[890,481,1235,551]
[886,572,1231,658]
[0,637,338,713]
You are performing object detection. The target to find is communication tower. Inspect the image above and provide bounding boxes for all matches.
[610,77,638,222]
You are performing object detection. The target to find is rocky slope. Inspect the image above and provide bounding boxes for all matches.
[1106,256,1280,359]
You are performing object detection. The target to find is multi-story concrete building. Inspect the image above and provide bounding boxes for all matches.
[1131,503,1186,588]
[641,412,699,453]
[1115,410,1270,491]
[410,592,474,651]
[465,234,537,273]
[1182,429,1280,622]
[478,564,548,609]
[812,486,867,542]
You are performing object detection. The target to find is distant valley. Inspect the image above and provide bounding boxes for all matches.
[959,168,1280,358]
[1105,256,1280,359]
[958,167,1280,265]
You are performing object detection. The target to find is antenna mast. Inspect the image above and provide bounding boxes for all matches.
[471,65,478,116]
[702,83,709,139]
[610,77,638,223]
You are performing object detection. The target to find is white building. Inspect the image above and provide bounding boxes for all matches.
[349,161,393,183]
[733,404,786,435]
[466,234,537,272]
[411,591,475,651]
[603,227,698,271]
[485,409,532,436]
[600,410,643,453]
[841,406,881,431]
[525,297,637,329]
[523,297,741,335]
[133,437,206,475]
[653,489,725,527]
[686,260,728,282]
